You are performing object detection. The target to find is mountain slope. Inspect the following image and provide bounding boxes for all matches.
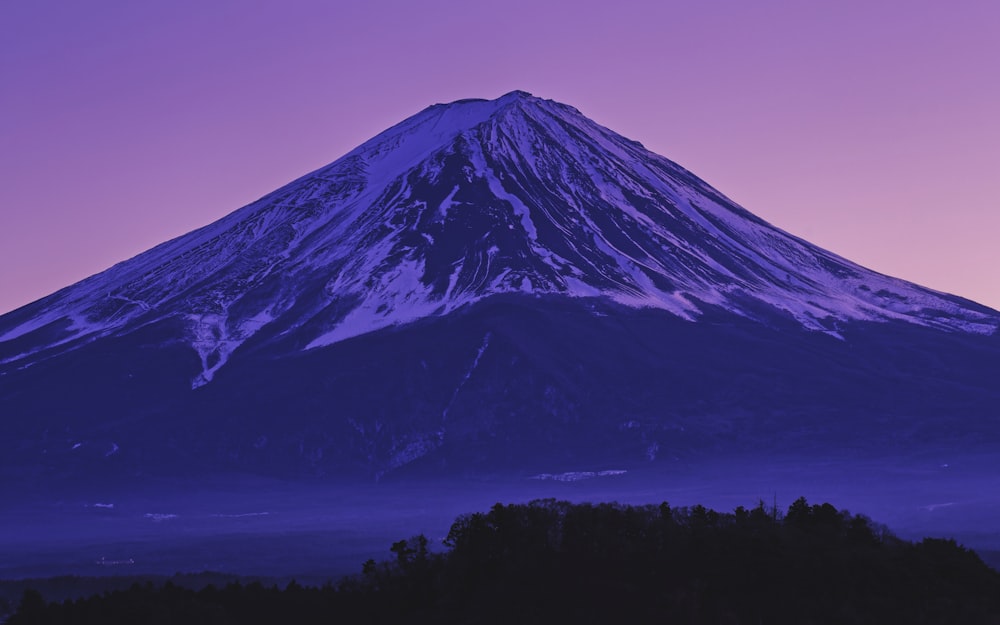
[1,91,998,482]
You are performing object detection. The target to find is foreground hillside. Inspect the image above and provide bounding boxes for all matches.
[10,498,1000,624]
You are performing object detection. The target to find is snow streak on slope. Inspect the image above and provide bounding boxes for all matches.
[1,91,996,385]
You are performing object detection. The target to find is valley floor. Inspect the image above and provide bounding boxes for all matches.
[4,452,1000,585]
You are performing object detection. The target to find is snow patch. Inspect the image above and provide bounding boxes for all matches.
[438,185,460,217]
[921,502,957,512]
[189,306,276,388]
[467,139,539,241]
[530,470,627,482]
[442,332,491,421]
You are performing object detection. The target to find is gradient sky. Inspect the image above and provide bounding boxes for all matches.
[2,0,998,315]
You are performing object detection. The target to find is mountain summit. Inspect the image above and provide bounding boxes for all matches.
[2,92,999,481]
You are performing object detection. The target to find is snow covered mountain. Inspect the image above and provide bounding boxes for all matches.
[2,91,995,387]
[2,91,999,482]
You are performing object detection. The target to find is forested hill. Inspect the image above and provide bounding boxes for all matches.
[10,498,1000,624]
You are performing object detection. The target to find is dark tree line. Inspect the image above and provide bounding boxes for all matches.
[10,497,1000,624]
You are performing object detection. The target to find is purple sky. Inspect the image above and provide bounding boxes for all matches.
[3,1,998,315]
